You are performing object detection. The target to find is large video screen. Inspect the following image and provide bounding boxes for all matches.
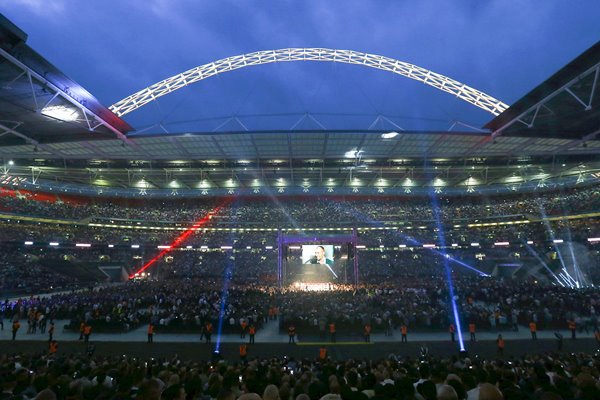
[285,244,350,284]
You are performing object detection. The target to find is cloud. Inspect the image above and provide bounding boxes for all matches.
[1,0,66,15]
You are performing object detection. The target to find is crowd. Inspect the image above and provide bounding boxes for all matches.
[0,185,598,226]
[1,346,600,399]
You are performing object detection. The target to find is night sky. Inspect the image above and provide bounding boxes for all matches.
[2,1,599,134]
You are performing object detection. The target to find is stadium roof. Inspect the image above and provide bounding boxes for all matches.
[486,40,600,147]
[0,16,599,195]
[0,14,132,150]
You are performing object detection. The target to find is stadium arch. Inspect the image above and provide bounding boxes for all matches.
[109,48,509,117]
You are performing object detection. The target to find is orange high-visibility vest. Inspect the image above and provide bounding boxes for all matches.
[249,326,256,335]
[49,341,58,354]
[449,324,455,333]
[329,323,336,333]
[80,322,85,332]
[319,348,327,360]
[84,326,92,335]
[239,344,247,356]
[568,321,576,330]
[497,338,505,348]
[364,324,371,334]
[241,321,248,330]
[401,325,407,335]
[469,323,475,333]
[148,324,154,335]
[529,322,537,332]
[206,323,213,333]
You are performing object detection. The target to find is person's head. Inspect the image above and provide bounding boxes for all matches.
[315,246,326,262]
[437,384,458,400]
[263,384,280,400]
[477,383,502,400]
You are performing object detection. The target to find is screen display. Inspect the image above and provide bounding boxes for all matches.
[285,244,350,284]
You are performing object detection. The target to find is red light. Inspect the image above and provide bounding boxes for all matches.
[128,203,227,279]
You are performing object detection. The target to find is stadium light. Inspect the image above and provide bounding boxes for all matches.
[41,105,79,122]
[8,160,14,166]
[527,240,534,245]
[494,242,510,246]
[24,241,33,245]
[423,244,436,248]
[381,131,399,139]
[587,238,600,242]
[75,243,91,248]
[157,245,171,249]
[553,239,564,244]
[108,244,114,248]
[49,242,59,246]
[131,244,140,248]
[471,242,480,247]
[220,246,233,250]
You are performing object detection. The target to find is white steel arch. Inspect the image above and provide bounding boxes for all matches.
[110,48,509,117]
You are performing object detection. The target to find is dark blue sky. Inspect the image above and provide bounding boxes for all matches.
[2,1,599,134]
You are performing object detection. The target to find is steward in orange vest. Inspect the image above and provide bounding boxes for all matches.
[240,320,248,338]
[329,323,336,343]
[364,324,372,343]
[469,323,476,342]
[288,324,296,344]
[147,323,155,343]
[496,335,505,355]
[79,321,85,340]
[248,324,256,344]
[12,320,20,340]
[49,340,58,355]
[205,322,213,344]
[239,344,247,361]
[568,320,576,339]
[319,347,327,361]
[449,324,456,342]
[83,325,92,342]
[529,322,537,340]
[401,325,408,343]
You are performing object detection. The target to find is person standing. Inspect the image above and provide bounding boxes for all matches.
[496,334,505,356]
[449,324,456,343]
[239,343,247,362]
[48,320,55,342]
[594,329,600,349]
[400,324,408,343]
[48,340,58,356]
[364,323,371,343]
[205,321,213,344]
[79,321,85,340]
[240,320,248,339]
[248,324,256,344]
[568,320,576,339]
[469,322,476,342]
[288,324,296,344]
[11,320,20,340]
[329,322,336,343]
[83,324,92,343]
[554,332,563,351]
[147,323,154,343]
[529,321,537,340]
[319,347,327,361]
